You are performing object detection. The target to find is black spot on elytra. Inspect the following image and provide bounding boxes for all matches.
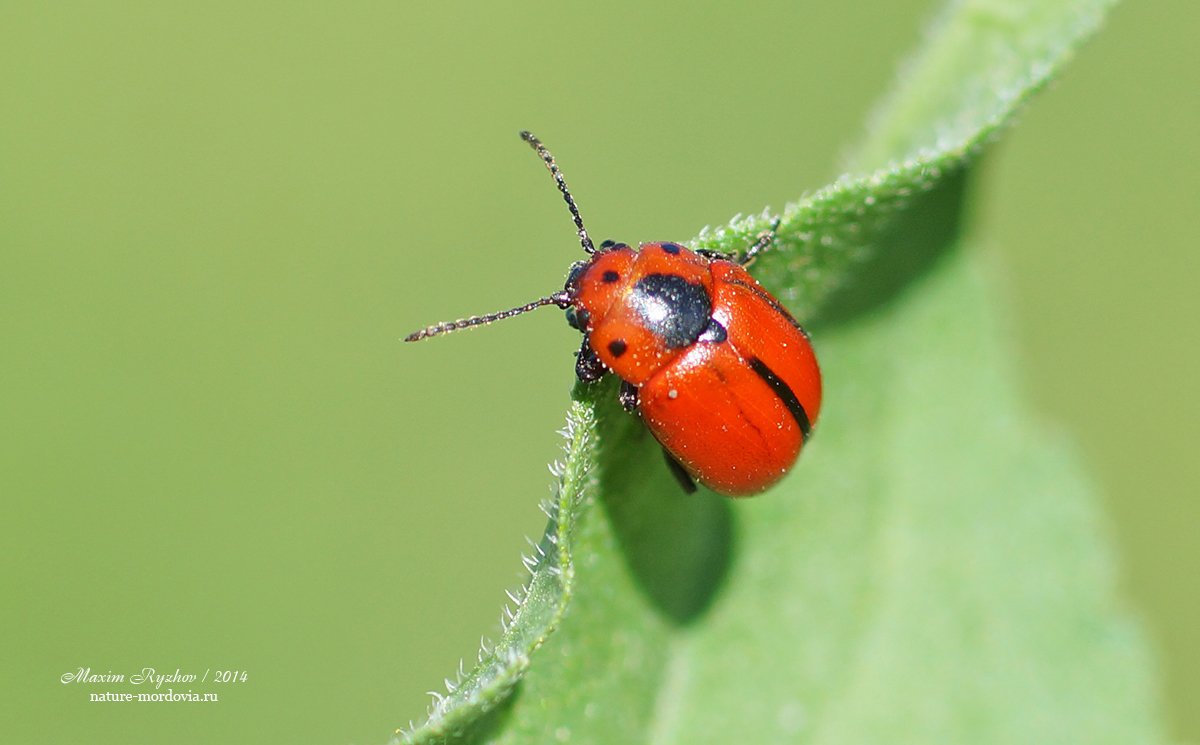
[608,339,628,358]
[603,270,620,283]
[661,242,682,255]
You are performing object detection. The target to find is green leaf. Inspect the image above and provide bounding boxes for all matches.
[694,0,1117,328]
[397,0,1167,743]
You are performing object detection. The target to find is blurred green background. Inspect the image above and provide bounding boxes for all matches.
[1,2,1195,743]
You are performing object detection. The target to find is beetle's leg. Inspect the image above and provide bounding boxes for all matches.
[740,217,783,266]
[695,248,736,262]
[618,380,639,413]
[662,448,698,494]
[575,339,606,383]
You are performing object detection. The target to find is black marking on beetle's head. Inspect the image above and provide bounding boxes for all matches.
[607,339,628,358]
[698,318,728,344]
[748,357,812,440]
[628,273,711,349]
[602,270,620,283]
[660,242,682,255]
[600,239,617,249]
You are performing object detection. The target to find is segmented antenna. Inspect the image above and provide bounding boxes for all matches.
[740,217,783,266]
[404,292,571,342]
[404,133,594,343]
[520,131,596,255]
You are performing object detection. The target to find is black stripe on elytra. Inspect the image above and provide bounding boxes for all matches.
[721,275,806,335]
[748,357,812,441]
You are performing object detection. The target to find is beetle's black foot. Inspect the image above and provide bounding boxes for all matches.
[662,448,698,494]
[575,340,606,383]
[618,380,639,412]
[695,248,736,262]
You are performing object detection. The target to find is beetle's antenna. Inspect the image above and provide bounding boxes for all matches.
[740,217,783,266]
[404,291,572,342]
[520,131,597,255]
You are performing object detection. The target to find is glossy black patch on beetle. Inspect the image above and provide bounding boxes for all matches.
[660,242,682,255]
[607,339,628,358]
[697,318,727,344]
[602,270,620,283]
[600,239,617,249]
[748,357,812,441]
[628,273,711,349]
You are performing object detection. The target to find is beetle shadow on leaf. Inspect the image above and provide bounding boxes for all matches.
[810,163,972,330]
[591,383,735,626]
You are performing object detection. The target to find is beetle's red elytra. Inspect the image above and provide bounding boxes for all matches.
[406,132,822,497]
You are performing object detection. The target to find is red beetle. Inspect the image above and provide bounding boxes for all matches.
[407,132,821,496]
